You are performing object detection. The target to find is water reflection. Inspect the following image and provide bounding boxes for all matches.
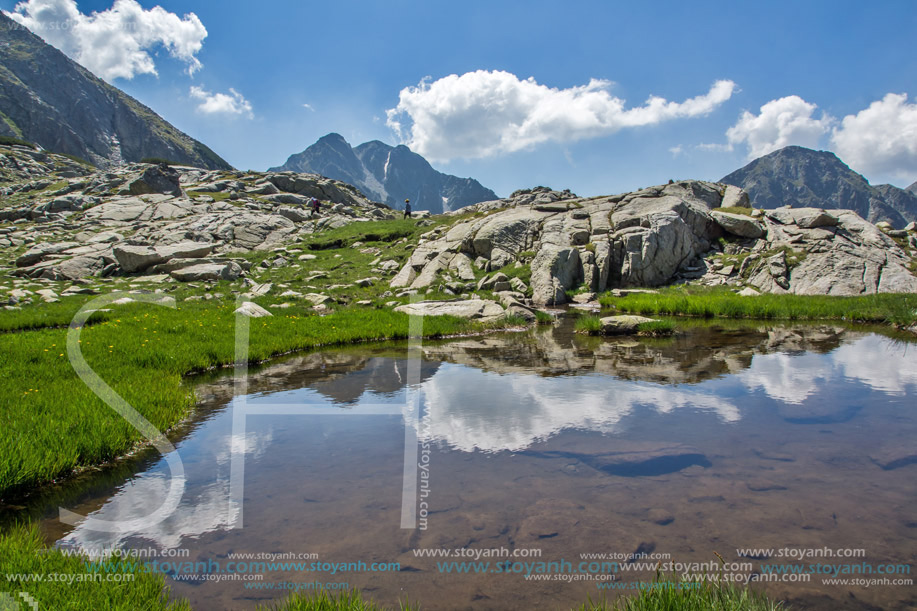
[19,322,917,611]
[421,367,739,452]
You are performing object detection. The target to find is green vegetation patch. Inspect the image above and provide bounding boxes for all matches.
[140,157,182,166]
[599,285,917,327]
[717,206,755,217]
[535,310,555,325]
[577,572,786,610]
[636,319,676,336]
[0,524,190,611]
[0,135,35,148]
[574,314,603,335]
[186,190,233,202]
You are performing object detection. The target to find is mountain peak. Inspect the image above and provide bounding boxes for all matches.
[318,133,348,144]
[721,145,916,226]
[270,134,497,213]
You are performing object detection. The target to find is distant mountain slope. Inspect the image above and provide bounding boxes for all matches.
[720,145,917,227]
[270,133,498,214]
[907,181,917,195]
[0,12,231,170]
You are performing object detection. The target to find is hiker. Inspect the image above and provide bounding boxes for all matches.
[310,197,320,217]
[403,199,411,219]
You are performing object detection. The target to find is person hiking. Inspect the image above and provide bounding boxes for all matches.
[403,199,411,219]
[310,197,321,217]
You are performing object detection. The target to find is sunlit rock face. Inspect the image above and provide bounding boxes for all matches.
[395,180,917,304]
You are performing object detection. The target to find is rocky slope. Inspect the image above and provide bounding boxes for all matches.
[393,182,917,303]
[0,143,398,287]
[0,12,231,170]
[2,144,915,317]
[721,146,917,227]
[270,133,497,214]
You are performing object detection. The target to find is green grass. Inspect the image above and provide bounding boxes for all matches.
[574,314,604,335]
[490,261,532,286]
[636,320,676,336]
[0,524,190,611]
[0,296,111,332]
[0,111,24,138]
[577,574,785,611]
[140,158,182,166]
[599,286,917,327]
[257,589,417,611]
[302,218,429,250]
[716,206,755,217]
[186,190,233,201]
[59,153,95,168]
[0,300,495,499]
[535,310,555,325]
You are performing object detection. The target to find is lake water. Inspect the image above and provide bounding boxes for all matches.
[15,319,917,610]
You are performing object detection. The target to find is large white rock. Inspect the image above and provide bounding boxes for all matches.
[114,245,164,272]
[600,315,657,334]
[15,242,79,267]
[170,262,243,282]
[155,241,214,260]
[235,302,272,318]
[531,246,580,305]
[711,210,764,239]
[394,299,505,322]
[720,184,750,209]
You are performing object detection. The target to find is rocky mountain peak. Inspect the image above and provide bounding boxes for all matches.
[721,146,917,227]
[270,134,497,214]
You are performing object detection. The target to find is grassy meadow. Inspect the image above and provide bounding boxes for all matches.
[599,285,917,327]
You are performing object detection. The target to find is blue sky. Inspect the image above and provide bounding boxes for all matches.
[4,0,916,197]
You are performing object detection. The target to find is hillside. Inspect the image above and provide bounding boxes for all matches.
[720,146,917,227]
[0,12,231,170]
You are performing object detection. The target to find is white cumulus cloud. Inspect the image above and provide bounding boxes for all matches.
[189,86,253,118]
[385,70,736,161]
[724,95,834,159]
[5,0,207,81]
[830,93,917,181]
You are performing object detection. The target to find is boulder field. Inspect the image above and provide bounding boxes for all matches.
[392,183,917,304]
[1,161,398,283]
[2,148,915,318]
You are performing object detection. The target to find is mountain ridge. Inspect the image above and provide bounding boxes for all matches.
[720,145,917,227]
[0,11,232,170]
[270,133,498,214]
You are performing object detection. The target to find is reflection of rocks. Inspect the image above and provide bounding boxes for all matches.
[420,320,853,385]
[194,351,441,407]
[189,324,915,457]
